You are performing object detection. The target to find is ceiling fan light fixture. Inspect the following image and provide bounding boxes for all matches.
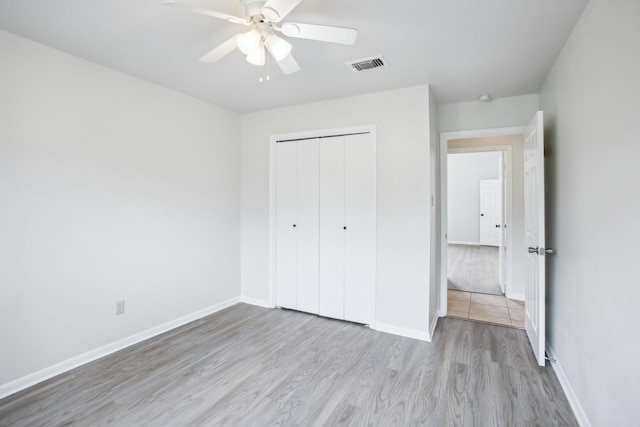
[246,45,266,66]
[236,30,261,55]
[265,34,292,61]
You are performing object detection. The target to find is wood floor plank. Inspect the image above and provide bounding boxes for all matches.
[448,243,501,295]
[0,304,578,426]
[287,325,378,426]
[188,313,349,426]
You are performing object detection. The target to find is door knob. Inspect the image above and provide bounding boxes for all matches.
[293,224,296,228]
[528,247,555,255]
[481,213,484,216]
[343,226,347,230]
[495,224,501,228]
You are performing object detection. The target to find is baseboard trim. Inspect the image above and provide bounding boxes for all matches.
[375,323,431,342]
[448,241,481,246]
[546,342,591,427]
[429,313,439,341]
[506,291,524,301]
[240,296,274,308]
[0,296,241,400]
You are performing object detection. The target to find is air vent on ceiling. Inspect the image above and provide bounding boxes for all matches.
[347,55,387,72]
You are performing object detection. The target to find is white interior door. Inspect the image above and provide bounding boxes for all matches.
[524,110,546,367]
[498,154,506,292]
[480,179,501,246]
[343,133,375,325]
[275,142,297,310]
[295,141,319,314]
[319,136,345,320]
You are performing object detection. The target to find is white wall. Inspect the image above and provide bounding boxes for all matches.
[428,87,440,335]
[0,30,241,389]
[447,152,501,244]
[241,86,433,339]
[438,94,539,132]
[540,0,640,425]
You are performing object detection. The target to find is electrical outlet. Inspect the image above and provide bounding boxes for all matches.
[116,300,125,315]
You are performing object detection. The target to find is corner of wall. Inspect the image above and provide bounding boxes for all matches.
[0,297,241,400]
[428,86,441,331]
[239,295,274,308]
[546,342,592,427]
[375,323,432,342]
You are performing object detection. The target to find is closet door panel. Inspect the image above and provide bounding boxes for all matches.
[275,142,297,310]
[295,141,320,314]
[319,137,345,320]
[344,134,375,324]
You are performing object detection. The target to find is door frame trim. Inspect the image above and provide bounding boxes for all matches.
[439,126,525,317]
[268,124,377,327]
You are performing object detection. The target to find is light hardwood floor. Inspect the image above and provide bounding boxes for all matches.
[448,290,526,328]
[448,244,501,295]
[0,304,577,426]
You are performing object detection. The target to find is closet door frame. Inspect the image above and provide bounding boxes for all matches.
[269,125,377,328]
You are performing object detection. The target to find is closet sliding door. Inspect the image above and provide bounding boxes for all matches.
[319,136,345,320]
[318,134,375,324]
[275,141,319,313]
[275,129,375,325]
[296,141,319,314]
[275,142,297,310]
[344,134,375,324]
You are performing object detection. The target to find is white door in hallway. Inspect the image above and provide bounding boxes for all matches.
[479,179,501,246]
[524,111,547,367]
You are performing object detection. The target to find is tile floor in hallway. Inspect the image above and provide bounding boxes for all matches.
[447,290,525,328]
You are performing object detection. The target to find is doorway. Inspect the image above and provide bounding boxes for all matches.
[447,150,504,296]
[439,128,526,328]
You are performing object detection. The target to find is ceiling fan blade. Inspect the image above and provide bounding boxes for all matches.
[280,22,357,45]
[199,37,238,64]
[275,53,301,75]
[262,0,304,23]
[162,1,249,25]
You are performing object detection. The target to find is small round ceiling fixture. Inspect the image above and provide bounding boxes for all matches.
[479,94,492,102]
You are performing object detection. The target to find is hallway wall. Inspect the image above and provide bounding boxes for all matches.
[540,0,640,424]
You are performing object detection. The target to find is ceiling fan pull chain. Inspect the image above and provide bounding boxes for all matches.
[260,51,271,82]
[266,50,270,81]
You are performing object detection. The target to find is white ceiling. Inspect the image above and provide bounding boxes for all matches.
[0,0,588,113]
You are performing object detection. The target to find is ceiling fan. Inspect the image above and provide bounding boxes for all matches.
[163,0,358,75]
